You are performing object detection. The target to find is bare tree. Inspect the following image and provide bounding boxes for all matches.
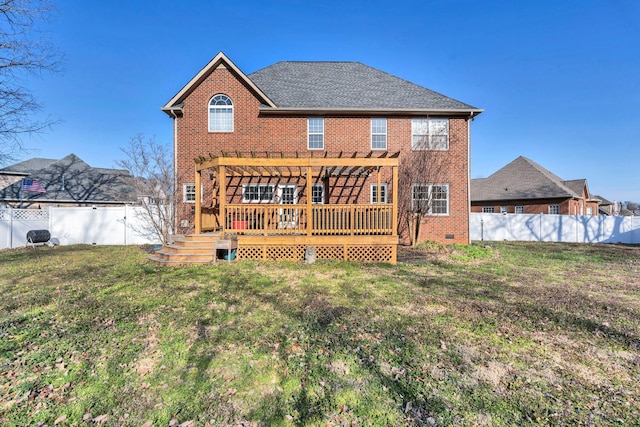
[624,201,639,211]
[398,150,449,246]
[117,135,175,244]
[0,0,60,165]
[397,119,452,246]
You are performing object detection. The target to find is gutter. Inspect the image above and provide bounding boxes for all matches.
[467,113,472,244]
[257,106,484,117]
[169,109,179,233]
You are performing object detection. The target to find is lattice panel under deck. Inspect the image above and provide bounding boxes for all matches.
[267,245,306,261]
[348,245,394,263]
[237,245,263,260]
[315,245,344,260]
[237,244,395,263]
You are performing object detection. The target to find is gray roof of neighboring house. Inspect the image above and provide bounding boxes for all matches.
[593,195,611,205]
[248,61,479,111]
[0,154,138,204]
[563,179,587,197]
[1,157,58,173]
[471,156,587,202]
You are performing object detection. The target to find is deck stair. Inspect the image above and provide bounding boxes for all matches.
[148,233,222,265]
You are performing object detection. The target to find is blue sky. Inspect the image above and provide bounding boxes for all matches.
[20,0,640,202]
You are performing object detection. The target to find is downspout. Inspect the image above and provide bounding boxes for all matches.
[467,113,473,244]
[169,110,178,235]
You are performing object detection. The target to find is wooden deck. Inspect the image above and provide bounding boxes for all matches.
[169,152,401,264]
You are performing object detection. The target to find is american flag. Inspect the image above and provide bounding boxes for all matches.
[21,178,46,193]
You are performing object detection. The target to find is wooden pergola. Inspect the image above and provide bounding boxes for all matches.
[193,152,400,263]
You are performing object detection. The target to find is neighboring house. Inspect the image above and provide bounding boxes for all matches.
[471,156,599,215]
[596,196,637,216]
[160,52,481,263]
[0,154,138,208]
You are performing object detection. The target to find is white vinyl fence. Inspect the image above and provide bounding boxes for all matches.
[471,213,640,244]
[0,206,161,249]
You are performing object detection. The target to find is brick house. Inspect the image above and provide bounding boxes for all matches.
[160,52,481,262]
[471,156,600,216]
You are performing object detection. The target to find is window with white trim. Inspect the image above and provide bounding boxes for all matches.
[482,206,495,213]
[515,205,525,214]
[370,183,388,204]
[412,118,449,150]
[549,204,560,214]
[243,184,275,203]
[501,206,508,214]
[371,118,387,150]
[183,183,196,203]
[308,118,324,149]
[311,184,324,204]
[586,206,593,215]
[208,94,233,132]
[412,184,449,214]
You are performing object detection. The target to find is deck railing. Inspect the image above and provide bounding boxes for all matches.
[221,204,393,236]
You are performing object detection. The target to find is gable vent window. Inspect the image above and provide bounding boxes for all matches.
[209,94,233,132]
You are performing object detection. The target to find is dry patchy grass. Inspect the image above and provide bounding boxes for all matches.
[0,242,638,426]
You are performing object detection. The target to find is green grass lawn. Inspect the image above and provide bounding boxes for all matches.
[1,242,638,426]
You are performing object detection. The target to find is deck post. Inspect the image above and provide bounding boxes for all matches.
[219,165,227,232]
[377,167,382,205]
[392,165,398,236]
[306,166,312,236]
[195,168,202,234]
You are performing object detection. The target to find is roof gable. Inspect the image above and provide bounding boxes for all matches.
[162,52,276,114]
[471,156,585,202]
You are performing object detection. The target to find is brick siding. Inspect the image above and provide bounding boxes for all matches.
[471,198,599,216]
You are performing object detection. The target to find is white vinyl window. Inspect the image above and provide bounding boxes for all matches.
[482,206,495,213]
[412,118,449,150]
[515,206,525,214]
[412,184,449,214]
[311,184,324,204]
[370,184,388,204]
[243,184,275,203]
[371,118,387,150]
[308,118,324,150]
[549,204,560,215]
[183,183,196,203]
[208,94,233,132]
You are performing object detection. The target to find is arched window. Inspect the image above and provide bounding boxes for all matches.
[208,94,233,132]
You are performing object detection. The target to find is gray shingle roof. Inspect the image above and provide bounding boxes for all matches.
[0,154,138,204]
[563,179,587,197]
[471,156,586,202]
[593,195,611,205]
[248,61,479,111]
[1,158,58,173]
